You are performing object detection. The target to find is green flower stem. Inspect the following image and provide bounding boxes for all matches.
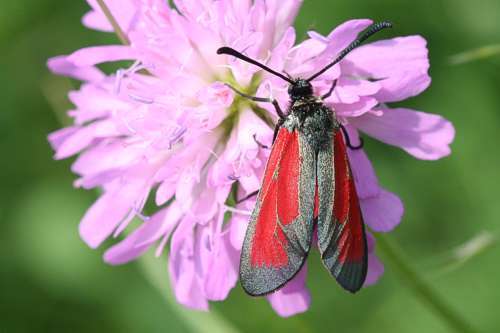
[450,44,500,65]
[375,233,478,333]
[96,0,130,45]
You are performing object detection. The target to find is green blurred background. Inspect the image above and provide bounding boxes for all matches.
[1,0,499,332]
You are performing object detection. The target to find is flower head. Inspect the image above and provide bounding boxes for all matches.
[48,0,454,317]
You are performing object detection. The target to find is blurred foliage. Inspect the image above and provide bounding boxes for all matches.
[1,0,500,332]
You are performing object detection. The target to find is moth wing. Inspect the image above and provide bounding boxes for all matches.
[316,130,368,293]
[240,127,316,296]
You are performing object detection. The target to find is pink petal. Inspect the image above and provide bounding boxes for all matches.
[196,82,234,109]
[267,265,310,317]
[203,231,239,301]
[344,36,430,103]
[103,209,166,264]
[304,19,373,78]
[361,189,404,232]
[48,127,79,150]
[172,0,208,19]
[352,108,455,160]
[286,37,327,77]
[334,96,378,117]
[83,0,140,33]
[364,233,384,286]
[323,19,373,56]
[267,27,296,73]
[67,45,137,67]
[258,0,302,50]
[319,77,380,104]
[54,120,121,160]
[169,216,209,311]
[228,212,249,250]
[365,253,384,286]
[47,56,105,82]
[155,179,176,205]
[71,140,141,177]
[79,187,135,248]
[345,126,380,199]
[191,189,219,223]
[75,169,123,189]
[104,203,183,264]
[68,83,129,125]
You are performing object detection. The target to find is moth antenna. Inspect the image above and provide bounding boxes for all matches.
[308,21,393,81]
[217,47,294,84]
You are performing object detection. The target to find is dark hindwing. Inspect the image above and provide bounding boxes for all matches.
[316,130,368,293]
[240,127,316,296]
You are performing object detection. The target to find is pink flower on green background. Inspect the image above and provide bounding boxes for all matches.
[48,0,454,317]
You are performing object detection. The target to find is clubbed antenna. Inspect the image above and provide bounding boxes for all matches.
[308,21,393,82]
[217,47,294,84]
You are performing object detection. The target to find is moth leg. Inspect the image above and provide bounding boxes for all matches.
[224,83,286,119]
[321,79,338,100]
[236,190,259,204]
[272,120,285,144]
[339,124,364,150]
[253,134,269,149]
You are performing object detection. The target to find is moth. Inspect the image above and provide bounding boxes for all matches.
[217,22,392,296]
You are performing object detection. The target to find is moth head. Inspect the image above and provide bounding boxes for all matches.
[288,79,313,101]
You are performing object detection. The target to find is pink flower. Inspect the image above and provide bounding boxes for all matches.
[48,1,454,317]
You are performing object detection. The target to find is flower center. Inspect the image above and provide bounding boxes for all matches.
[219,73,275,142]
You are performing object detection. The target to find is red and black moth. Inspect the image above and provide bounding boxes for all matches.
[217,22,392,296]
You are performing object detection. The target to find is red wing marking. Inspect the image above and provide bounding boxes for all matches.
[317,129,367,293]
[276,131,300,226]
[333,130,365,264]
[333,130,350,223]
[250,128,300,268]
[240,127,316,296]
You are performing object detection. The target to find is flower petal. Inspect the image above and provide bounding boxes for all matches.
[345,126,380,199]
[48,127,79,151]
[256,0,303,50]
[79,187,134,248]
[228,211,250,250]
[47,56,105,82]
[267,265,310,317]
[103,209,165,264]
[83,0,140,33]
[304,19,373,78]
[54,120,121,160]
[323,19,374,55]
[204,230,239,301]
[319,77,380,104]
[343,126,403,231]
[364,233,384,286]
[344,36,430,103]
[169,216,209,310]
[361,189,404,232]
[351,108,455,160]
[334,96,378,118]
[104,202,183,264]
[365,252,384,286]
[67,45,137,67]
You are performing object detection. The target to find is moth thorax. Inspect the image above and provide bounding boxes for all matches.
[301,104,334,150]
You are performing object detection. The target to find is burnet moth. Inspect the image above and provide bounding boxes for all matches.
[217,22,393,296]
